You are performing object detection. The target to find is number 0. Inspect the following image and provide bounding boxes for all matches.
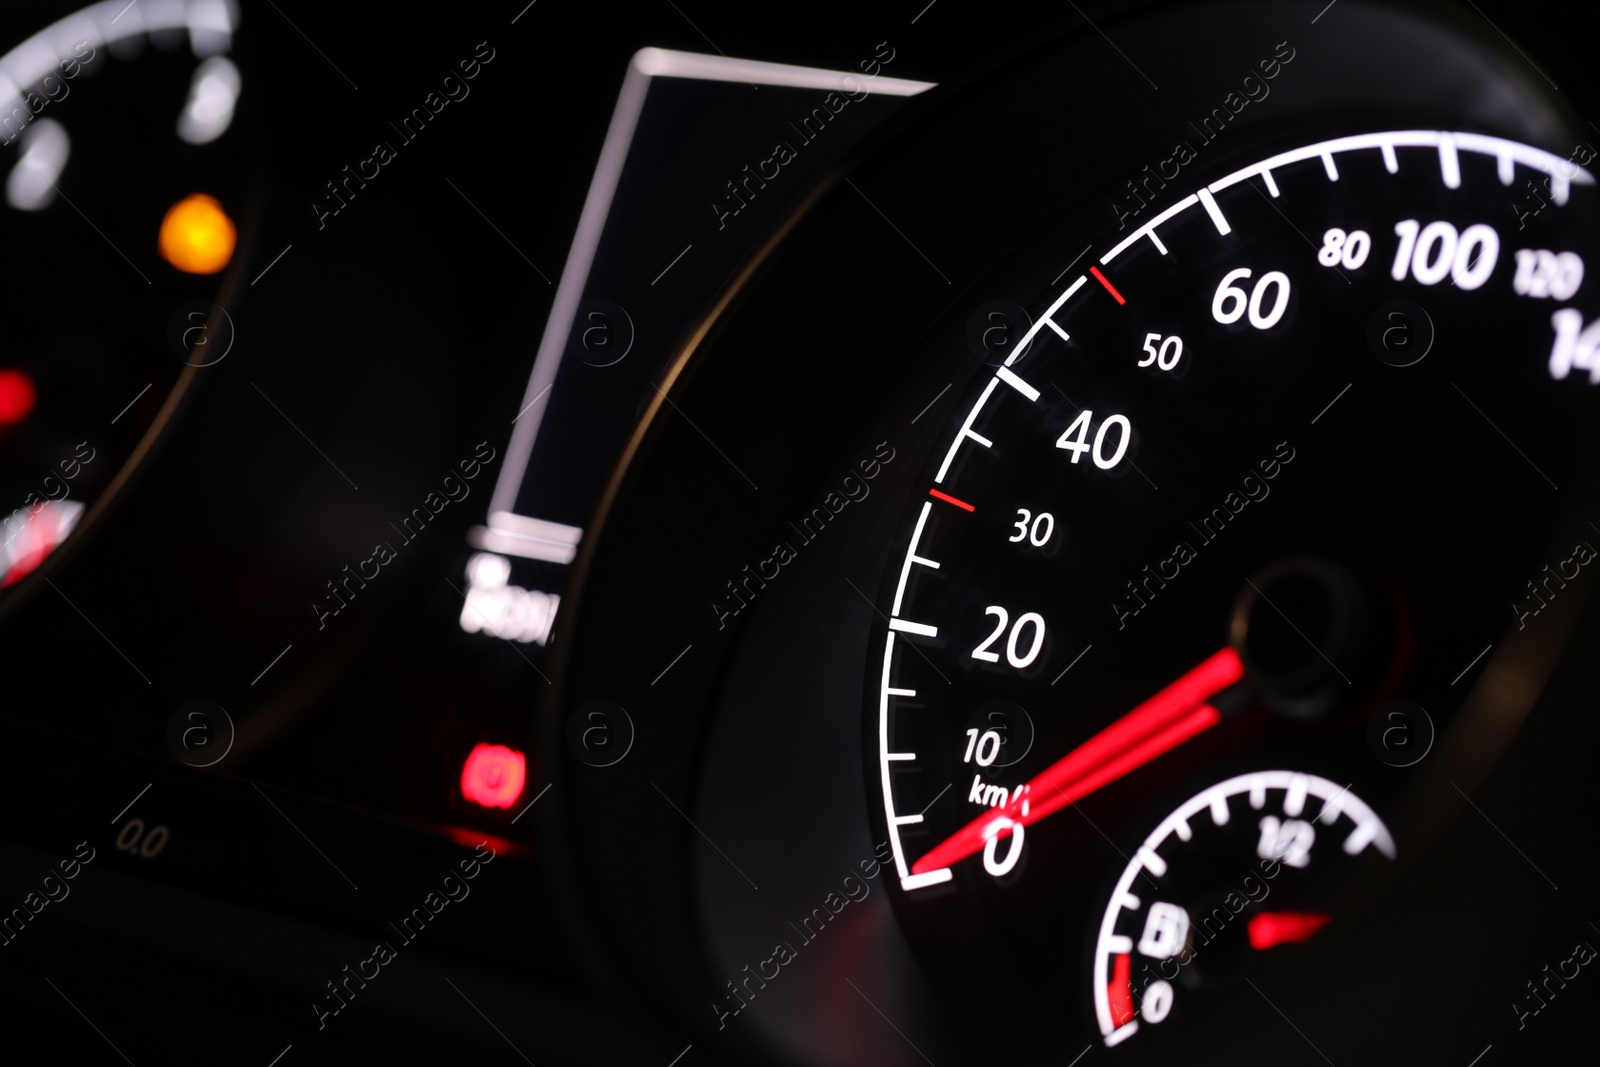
[1247,271,1290,328]
[1006,612,1046,668]
[1092,415,1130,469]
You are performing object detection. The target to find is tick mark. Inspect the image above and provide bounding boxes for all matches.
[1089,265,1126,305]
[928,488,974,512]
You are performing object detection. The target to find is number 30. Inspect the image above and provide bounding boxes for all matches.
[1010,509,1054,546]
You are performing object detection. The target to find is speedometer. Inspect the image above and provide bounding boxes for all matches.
[549,3,1600,1064]
[871,122,1597,1051]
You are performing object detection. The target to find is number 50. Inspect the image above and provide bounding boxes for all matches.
[1140,333,1183,370]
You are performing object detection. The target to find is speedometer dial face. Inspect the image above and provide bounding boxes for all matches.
[872,129,1599,1047]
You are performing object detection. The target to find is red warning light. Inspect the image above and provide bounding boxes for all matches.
[460,743,527,809]
[0,369,36,426]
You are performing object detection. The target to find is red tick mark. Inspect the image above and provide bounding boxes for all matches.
[1090,265,1126,305]
[929,488,975,512]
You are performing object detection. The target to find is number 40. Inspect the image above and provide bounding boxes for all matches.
[1056,410,1130,469]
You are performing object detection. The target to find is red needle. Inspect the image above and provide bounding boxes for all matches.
[911,647,1244,875]
[1247,912,1332,949]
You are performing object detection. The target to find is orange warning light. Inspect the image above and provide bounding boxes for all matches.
[158,193,236,274]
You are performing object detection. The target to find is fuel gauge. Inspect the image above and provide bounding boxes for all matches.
[1091,771,1396,1047]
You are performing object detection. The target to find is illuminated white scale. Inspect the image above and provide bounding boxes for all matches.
[875,131,1593,896]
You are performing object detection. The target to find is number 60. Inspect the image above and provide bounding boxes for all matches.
[1212,268,1291,329]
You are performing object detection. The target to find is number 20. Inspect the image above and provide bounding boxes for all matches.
[972,606,1046,668]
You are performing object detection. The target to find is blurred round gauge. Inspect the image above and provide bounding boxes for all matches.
[0,0,255,604]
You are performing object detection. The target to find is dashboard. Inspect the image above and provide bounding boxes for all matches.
[3,1,1599,1064]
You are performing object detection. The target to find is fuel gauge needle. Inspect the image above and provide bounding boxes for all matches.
[910,647,1245,875]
